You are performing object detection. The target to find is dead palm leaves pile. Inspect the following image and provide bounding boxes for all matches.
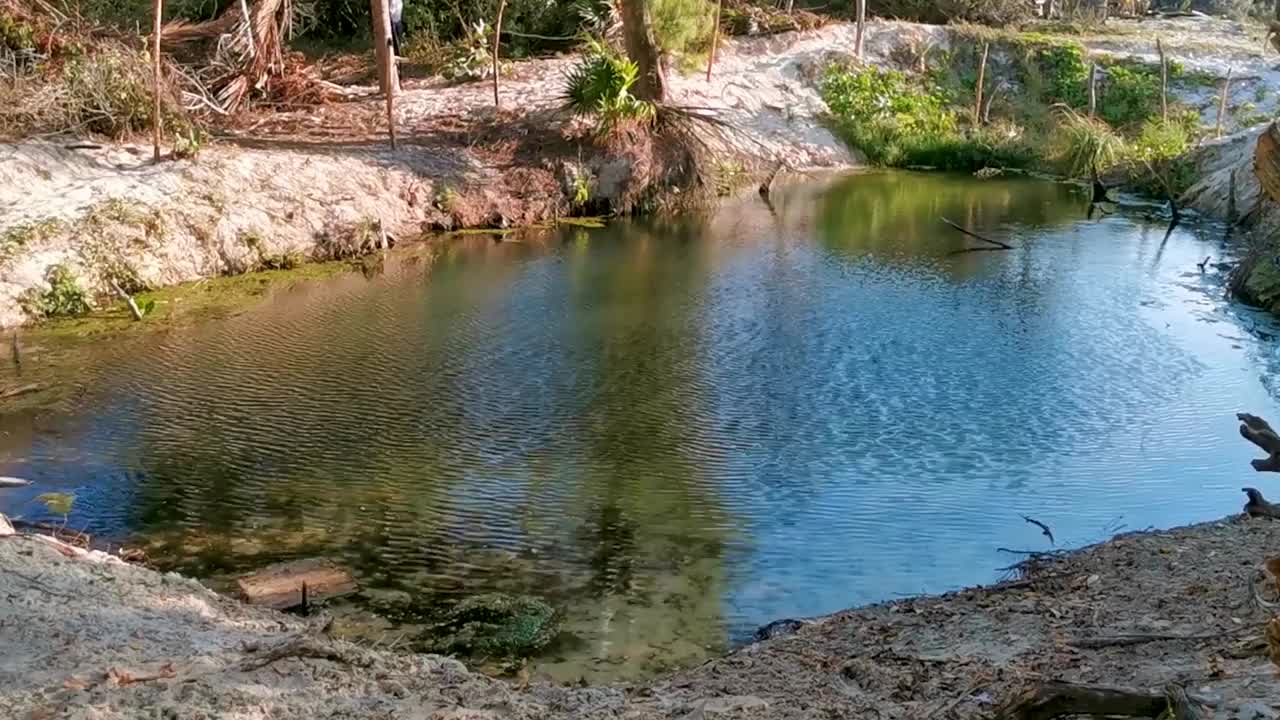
[162,0,332,114]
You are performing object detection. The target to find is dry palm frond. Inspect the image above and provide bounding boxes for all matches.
[161,0,323,114]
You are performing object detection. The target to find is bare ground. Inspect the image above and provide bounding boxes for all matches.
[4,509,1280,720]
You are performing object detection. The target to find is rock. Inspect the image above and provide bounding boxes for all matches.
[751,618,807,643]
[681,695,770,719]
[1237,702,1277,720]
[0,513,13,536]
[236,558,357,610]
[427,593,560,658]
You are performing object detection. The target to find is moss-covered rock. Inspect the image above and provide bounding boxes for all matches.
[426,593,561,658]
[1241,253,1280,314]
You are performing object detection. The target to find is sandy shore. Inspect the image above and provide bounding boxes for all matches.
[4,507,1280,719]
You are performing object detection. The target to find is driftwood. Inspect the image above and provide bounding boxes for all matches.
[998,681,1210,720]
[941,217,1013,253]
[110,281,145,321]
[1238,413,1280,471]
[1243,488,1280,518]
[236,558,356,609]
[0,477,31,488]
[974,42,989,125]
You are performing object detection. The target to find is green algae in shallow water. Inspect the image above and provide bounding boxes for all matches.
[33,260,354,338]
[425,593,562,658]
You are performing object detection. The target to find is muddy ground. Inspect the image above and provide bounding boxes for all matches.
[3,507,1280,720]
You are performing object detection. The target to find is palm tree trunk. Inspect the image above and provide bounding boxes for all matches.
[618,0,666,102]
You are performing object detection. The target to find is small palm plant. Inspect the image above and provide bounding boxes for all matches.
[562,39,656,132]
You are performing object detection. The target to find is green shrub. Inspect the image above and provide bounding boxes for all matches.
[821,64,1035,171]
[1050,108,1126,178]
[1129,116,1191,164]
[651,0,714,56]
[20,264,93,320]
[563,40,656,131]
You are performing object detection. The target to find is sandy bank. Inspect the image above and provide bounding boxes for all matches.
[4,507,1280,719]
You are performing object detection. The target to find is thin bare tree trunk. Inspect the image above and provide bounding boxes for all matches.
[1157,37,1168,122]
[370,0,399,98]
[974,42,989,125]
[151,0,163,163]
[1216,67,1232,137]
[1088,63,1097,118]
[855,0,866,59]
[370,0,398,147]
[706,0,723,82]
[492,0,507,107]
[619,0,666,102]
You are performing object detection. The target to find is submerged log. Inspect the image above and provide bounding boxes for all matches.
[236,558,356,610]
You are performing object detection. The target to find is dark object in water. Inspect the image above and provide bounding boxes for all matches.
[752,618,807,643]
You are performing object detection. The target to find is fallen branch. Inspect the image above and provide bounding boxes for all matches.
[0,384,41,400]
[1068,627,1250,649]
[941,217,1013,251]
[238,636,374,672]
[1021,515,1055,545]
[110,281,145,322]
[998,681,1212,720]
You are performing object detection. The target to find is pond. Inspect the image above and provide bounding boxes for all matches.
[2,171,1278,683]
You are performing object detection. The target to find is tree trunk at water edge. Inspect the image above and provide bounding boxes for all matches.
[618,0,666,102]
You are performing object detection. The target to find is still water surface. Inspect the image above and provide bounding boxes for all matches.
[2,172,1279,681]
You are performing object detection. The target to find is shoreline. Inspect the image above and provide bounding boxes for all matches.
[3,507,1279,719]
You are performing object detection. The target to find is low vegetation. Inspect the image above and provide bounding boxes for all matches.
[820,28,1199,200]
[19,264,93,319]
[563,39,657,132]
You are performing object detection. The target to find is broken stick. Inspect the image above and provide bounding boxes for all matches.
[941,217,1013,252]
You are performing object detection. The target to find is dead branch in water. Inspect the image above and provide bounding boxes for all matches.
[997,681,1211,720]
[1021,515,1054,545]
[1238,413,1280,471]
[941,217,1012,253]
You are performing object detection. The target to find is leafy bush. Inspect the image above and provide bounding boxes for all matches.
[1049,108,1125,178]
[1129,116,1192,164]
[651,0,714,56]
[563,40,656,131]
[822,65,1035,171]
[20,264,93,320]
[821,65,956,164]
[1098,63,1165,129]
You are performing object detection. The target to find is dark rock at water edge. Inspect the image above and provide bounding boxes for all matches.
[752,618,808,643]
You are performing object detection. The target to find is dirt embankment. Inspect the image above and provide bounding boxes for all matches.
[1,14,1272,329]
[4,509,1280,720]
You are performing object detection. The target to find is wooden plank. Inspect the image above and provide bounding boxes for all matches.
[236,558,356,609]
